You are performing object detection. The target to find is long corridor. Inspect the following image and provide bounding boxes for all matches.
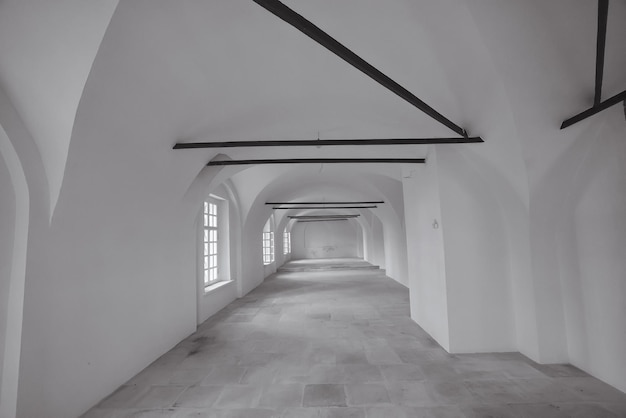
[84,264,626,418]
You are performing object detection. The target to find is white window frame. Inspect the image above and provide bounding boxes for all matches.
[203,201,218,287]
[263,231,274,265]
[283,231,291,255]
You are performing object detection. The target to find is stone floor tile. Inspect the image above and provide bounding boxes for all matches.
[134,386,186,409]
[171,410,220,418]
[217,408,276,418]
[509,402,621,418]
[463,379,530,404]
[419,363,460,381]
[321,407,366,418]
[97,385,147,409]
[513,377,584,402]
[201,366,246,385]
[81,408,124,418]
[385,381,438,407]
[426,380,477,405]
[364,347,402,365]
[336,351,369,365]
[303,384,347,407]
[169,368,212,386]
[379,364,425,382]
[213,385,262,409]
[341,365,384,383]
[345,383,390,406]
[364,406,412,418]
[116,409,177,418]
[499,360,549,379]
[408,405,466,418]
[240,365,278,385]
[558,377,626,402]
[307,364,348,384]
[459,404,522,418]
[173,386,223,408]
[258,384,304,408]
[277,407,325,418]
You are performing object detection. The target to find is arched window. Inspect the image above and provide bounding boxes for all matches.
[262,217,274,265]
[203,200,219,287]
[283,230,291,255]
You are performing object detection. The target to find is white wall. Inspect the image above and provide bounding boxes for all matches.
[556,116,626,393]
[402,147,517,354]
[402,157,450,351]
[11,84,201,418]
[292,220,360,259]
[368,216,386,269]
[437,146,516,353]
[16,166,198,418]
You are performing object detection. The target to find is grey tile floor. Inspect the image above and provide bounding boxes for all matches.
[83,261,626,417]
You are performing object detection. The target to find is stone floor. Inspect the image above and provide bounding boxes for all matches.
[83,261,626,417]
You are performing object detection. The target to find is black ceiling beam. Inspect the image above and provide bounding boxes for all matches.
[595,0,609,105]
[208,158,424,166]
[561,89,626,129]
[268,201,383,205]
[561,0,625,129]
[253,0,472,138]
[297,218,349,222]
[174,137,482,149]
[273,206,377,210]
[289,214,360,219]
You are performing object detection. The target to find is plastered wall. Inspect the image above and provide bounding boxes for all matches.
[292,220,360,259]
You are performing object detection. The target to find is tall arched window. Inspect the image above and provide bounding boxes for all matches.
[283,230,291,255]
[203,200,218,287]
[262,217,274,265]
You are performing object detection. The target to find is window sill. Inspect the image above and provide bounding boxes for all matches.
[204,280,234,295]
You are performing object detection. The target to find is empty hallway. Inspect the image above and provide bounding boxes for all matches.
[83,262,626,417]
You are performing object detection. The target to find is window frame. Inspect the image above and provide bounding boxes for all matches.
[203,201,219,288]
[263,231,274,265]
[283,231,291,255]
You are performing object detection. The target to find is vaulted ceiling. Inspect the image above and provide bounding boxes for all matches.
[1,0,625,216]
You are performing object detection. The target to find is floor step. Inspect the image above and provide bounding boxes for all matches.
[277,258,379,273]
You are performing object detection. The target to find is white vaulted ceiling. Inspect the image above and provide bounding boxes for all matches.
[3,0,625,210]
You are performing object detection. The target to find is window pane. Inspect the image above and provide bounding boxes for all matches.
[204,256,208,269]
[204,214,208,227]
[204,243,209,256]
[204,201,208,214]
